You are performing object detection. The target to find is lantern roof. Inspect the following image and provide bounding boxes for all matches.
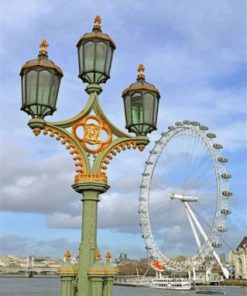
[20,40,63,75]
[77,16,116,49]
[122,64,160,97]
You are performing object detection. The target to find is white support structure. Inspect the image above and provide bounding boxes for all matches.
[171,194,229,279]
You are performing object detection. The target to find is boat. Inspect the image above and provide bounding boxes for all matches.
[140,261,192,290]
[142,277,192,290]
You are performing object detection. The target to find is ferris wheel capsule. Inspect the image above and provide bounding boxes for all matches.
[207,133,216,138]
[199,125,208,130]
[213,144,223,149]
[222,191,232,197]
[221,173,231,179]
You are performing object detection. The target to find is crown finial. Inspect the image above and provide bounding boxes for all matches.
[64,250,72,262]
[105,251,112,263]
[39,39,49,58]
[137,64,145,80]
[95,248,101,261]
[93,15,102,32]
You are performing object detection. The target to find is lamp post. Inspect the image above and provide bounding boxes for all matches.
[20,16,160,296]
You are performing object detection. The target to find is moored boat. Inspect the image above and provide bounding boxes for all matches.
[142,277,192,290]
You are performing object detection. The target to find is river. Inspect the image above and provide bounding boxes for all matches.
[0,277,246,296]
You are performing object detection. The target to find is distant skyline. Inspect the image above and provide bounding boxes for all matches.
[0,0,246,260]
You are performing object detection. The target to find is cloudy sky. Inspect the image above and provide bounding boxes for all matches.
[0,0,246,261]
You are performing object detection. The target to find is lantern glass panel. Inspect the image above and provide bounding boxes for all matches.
[26,70,38,104]
[153,95,159,126]
[50,75,60,108]
[21,76,25,106]
[131,93,143,124]
[38,70,52,105]
[124,95,131,127]
[105,46,112,75]
[143,92,155,125]
[84,41,95,71]
[79,45,84,73]
[95,42,107,73]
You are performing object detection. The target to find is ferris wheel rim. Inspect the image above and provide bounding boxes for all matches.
[139,121,231,270]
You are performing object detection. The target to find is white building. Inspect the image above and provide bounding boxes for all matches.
[230,236,247,280]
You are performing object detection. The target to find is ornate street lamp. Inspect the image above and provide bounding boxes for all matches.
[20,16,161,296]
[122,64,160,136]
[20,40,63,119]
[77,15,115,88]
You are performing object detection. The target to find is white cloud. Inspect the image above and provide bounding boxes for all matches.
[0,0,246,259]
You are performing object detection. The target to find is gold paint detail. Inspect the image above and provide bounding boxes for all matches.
[75,173,107,183]
[72,114,112,154]
[21,58,63,75]
[57,267,78,274]
[33,128,41,136]
[42,126,85,182]
[137,64,145,80]
[39,39,49,57]
[79,32,116,48]
[88,269,106,275]
[93,15,101,31]
[101,141,139,172]
[105,251,112,263]
[95,249,101,261]
[138,145,145,152]
[64,250,72,262]
[104,269,117,275]
[122,82,160,96]
[87,269,117,275]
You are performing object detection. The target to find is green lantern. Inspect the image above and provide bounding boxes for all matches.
[20,40,63,119]
[77,16,116,85]
[122,64,160,136]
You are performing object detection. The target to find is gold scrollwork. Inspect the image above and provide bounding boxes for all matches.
[72,114,112,154]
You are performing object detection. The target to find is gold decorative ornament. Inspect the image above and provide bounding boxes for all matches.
[39,39,49,57]
[64,250,72,262]
[137,64,145,80]
[33,128,41,136]
[122,64,160,96]
[77,15,116,49]
[72,114,112,154]
[93,15,101,31]
[20,40,63,75]
[57,267,78,274]
[95,249,101,261]
[105,251,112,263]
[74,173,107,183]
[21,58,63,74]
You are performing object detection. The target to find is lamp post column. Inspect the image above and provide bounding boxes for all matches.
[72,181,110,296]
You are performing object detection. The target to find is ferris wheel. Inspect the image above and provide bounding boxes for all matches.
[139,120,232,277]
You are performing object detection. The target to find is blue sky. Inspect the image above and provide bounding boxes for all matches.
[0,0,246,260]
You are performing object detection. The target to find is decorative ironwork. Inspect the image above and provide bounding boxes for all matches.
[93,15,101,31]
[39,39,49,57]
[72,114,112,154]
[75,172,107,183]
[137,64,145,80]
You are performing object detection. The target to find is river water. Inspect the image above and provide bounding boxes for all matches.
[0,277,246,296]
